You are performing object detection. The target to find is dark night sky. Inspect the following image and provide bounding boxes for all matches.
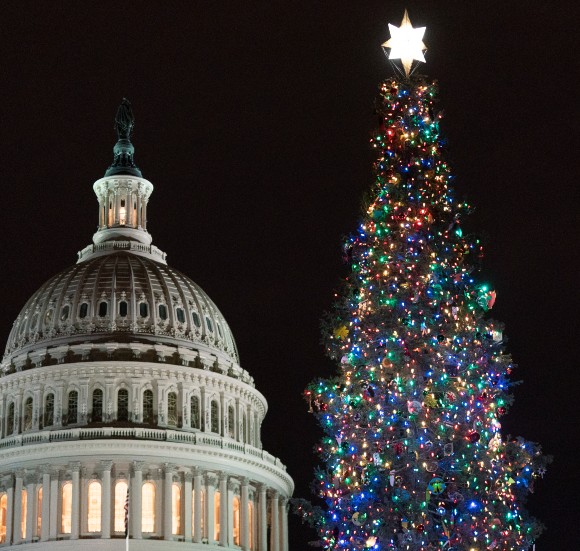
[0,1,578,548]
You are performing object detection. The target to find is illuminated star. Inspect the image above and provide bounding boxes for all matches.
[382,10,427,77]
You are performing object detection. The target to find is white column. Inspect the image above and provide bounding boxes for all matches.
[3,476,14,545]
[132,461,144,539]
[206,475,217,545]
[219,473,228,547]
[49,468,59,539]
[101,461,112,539]
[184,472,193,542]
[280,497,288,551]
[193,469,202,543]
[41,470,50,541]
[70,462,80,539]
[163,464,174,540]
[13,471,23,544]
[241,478,249,551]
[25,478,34,542]
[258,485,267,551]
[270,491,279,551]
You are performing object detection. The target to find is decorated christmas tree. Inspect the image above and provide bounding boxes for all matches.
[296,11,549,551]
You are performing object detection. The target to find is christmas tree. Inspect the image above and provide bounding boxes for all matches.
[296,12,548,551]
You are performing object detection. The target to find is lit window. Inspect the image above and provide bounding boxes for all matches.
[92,389,103,423]
[61,482,72,534]
[248,501,254,550]
[68,391,78,424]
[21,489,27,539]
[205,316,213,333]
[117,389,129,422]
[139,302,148,318]
[79,303,89,319]
[176,308,185,323]
[119,301,128,317]
[214,490,220,542]
[228,405,235,438]
[233,496,240,545]
[44,393,55,427]
[210,401,219,433]
[158,304,168,320]
[98,302,108,318]
[167,392,178,426]
[172,484,181,535]
[60,305,70,321]
[120,200,126,225]
[0,493,7,543]
[114,481,128,533]
[191,311,201,328]
[45,309,53,323]
[23,397,33,431]
[141,482,155,533]
[7,403,14,435]
[190,396,200,429]
[37,487,42,537]
[143,390,154,424]
[87,481,102,532]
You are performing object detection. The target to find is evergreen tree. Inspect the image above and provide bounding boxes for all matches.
[296,13,548,551]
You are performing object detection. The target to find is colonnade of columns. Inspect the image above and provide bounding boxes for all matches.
[0,461,289,550]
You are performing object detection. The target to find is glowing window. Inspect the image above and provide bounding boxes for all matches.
[60,305,70,321]
[114,481,128,533]
[233,495,240,545]
[210,401,219,433]
[68,391,78,424]
[44,393,54,427]
[172,483,181,535]
[176,308,185,323]
[248,501,254,550]
[117,389,129,422]
[23,397,33,431]
[141,482,155,533]
[21,489,27,539]
[205,316,213,333]
[190,395,200,429]
[228,405,235,438]
[79,303,89,319]
[7,403,14,436]
[45,309,53,323]
[158,304,168,320]
[61,482,72,534]
[98,302,108,318]
[0,493,7,543]
[139,302,148,318]
[214,490,220,542]
[92,389,103,422]
[119,301,128,317]
[167,392,178,426]
[87,481,101,532]
[143,390,154,424]
[191,311,201,328]
[37,487,42,537]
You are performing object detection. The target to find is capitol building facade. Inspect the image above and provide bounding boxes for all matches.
[0,100,293,550]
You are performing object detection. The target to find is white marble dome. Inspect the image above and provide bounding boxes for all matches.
[0,100,292,551]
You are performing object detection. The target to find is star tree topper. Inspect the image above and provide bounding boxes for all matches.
[382,10,427,77]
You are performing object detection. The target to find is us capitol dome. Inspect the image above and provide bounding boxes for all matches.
[0,100,293,550]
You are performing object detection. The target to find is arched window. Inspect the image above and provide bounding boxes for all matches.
[117,389,129,422]
[119,301,128,317]
[158,304,168,320]
[7,403,15,436]
[167,392,178,426]
[210,400,219,433]
[190,395,200,429]
[44,393,55,427]
[214,490,220,542]
[79,303,89,319]
[233,495,240,545]
[36,487,42,537]
[143,390,154,424]
[87,481,101,532]
[98,301,108,318]
[114,481,128,533]
[92,389,103,423]
[68,391,78,424]
[248,501,254,550]
[23,397,33,431]
[228,405,235,438]
[176,308,185,324]
[139,302,149,318]
[141,482,155,533]
[217,323,223,338]
[205,316,213,333]
[21,489,27,539]
[191,311,201,328]
[0,493,7,543]
[61,304,70,321]
[172,483,181,535]
[61,482,72,533]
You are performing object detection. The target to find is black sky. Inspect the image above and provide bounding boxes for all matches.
[0,1,578,548]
